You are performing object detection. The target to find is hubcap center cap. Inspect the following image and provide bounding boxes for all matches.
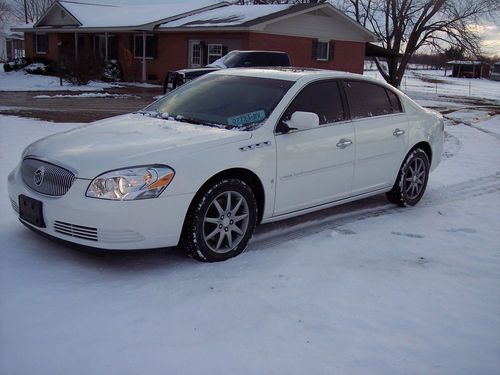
[222,217,230,227]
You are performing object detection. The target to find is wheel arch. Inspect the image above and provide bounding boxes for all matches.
[184,168,266,225]
[411,141,433,166]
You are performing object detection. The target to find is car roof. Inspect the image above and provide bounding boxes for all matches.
[212,67,375,83]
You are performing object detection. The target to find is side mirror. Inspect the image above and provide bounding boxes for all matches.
[290,111,319,131]
[276,111,320,134]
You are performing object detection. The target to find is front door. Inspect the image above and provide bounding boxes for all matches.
[274,80,355,215]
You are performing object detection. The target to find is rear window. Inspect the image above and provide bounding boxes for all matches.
[269,53,290,66]
[242,53,270,67]
[343,80,401,119]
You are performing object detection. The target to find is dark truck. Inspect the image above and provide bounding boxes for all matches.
[163,50,291,94]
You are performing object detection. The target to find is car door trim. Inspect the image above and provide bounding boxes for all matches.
[263,185,392,223]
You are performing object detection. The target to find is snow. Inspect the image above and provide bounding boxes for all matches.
[364,69,500,103]
[34,93,140,99]
[0,69,119,92]
[0,108,499,374]
[161,4,293,28]
[44,0,221,28]
[0,69,164,91]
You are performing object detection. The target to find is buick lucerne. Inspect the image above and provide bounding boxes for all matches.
[8,68,444,262]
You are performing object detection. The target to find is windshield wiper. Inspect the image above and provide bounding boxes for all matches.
[172,115,226,129]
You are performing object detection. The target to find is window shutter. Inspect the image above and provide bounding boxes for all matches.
[311,40,318,60]
[152,35,158,59]
[200,41,206,66]
[222,45,229,56]
[45,35,49,53]
[32,33,36,54]
[328,41,335,61]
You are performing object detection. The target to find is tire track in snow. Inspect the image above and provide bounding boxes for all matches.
[249,172,500,251]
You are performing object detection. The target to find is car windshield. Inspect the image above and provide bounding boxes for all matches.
[143,74,294,130]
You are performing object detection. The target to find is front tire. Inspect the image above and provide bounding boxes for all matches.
[386,148,430,207]
[182,179,257,262]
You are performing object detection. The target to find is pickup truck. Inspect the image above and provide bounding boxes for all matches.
[163,50,291,93]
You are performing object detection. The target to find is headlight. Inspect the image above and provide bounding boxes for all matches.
[86,165,175,200]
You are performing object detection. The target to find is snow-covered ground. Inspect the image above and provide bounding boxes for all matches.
[0,108,499,373]
[0,69,162,91]
[0,69,120,92]
[365,69,500,103]
[0,68,499,374]
[33,93,140,99]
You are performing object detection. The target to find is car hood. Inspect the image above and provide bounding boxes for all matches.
[23,113,252,179]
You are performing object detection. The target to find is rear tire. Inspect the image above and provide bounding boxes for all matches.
[386,148,430,207]
[181,178,257,262]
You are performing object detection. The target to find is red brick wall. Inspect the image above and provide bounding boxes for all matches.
[22,30,366,82]
[25,32,60,62]
[248,32,365,74]
[119,32,249,82]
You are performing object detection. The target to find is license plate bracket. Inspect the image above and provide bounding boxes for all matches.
[19,194,46,228]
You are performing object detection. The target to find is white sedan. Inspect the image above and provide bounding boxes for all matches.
[7,68,444,262]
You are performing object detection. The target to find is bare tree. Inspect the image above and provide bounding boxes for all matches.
[0,0,11,25]
[234,1,326,4]
[335,0,500,86]
[10,0,53,24]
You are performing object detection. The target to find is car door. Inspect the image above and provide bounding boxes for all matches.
[343,80,409,195]
[274,80,355,215]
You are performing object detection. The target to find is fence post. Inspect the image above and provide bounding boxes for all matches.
[469,81,471,97]
[435,82,437,94]
[404,76,407,91]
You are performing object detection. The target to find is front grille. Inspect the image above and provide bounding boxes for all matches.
[10,198,19,214]
[54,221,98,242]
[21,158,75,196]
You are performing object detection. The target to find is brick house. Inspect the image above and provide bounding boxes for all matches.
[15,0,377,83]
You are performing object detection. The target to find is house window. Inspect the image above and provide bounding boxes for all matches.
[191,43,201,67]
[134,34,156,59]
[35,33,48,54]
[207,44,222,64]
[94,35,118,60]
[316,40,329,61]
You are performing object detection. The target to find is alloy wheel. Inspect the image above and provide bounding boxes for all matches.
[203,191,250,253]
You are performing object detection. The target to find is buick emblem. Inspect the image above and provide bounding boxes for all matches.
[34,166,45,186]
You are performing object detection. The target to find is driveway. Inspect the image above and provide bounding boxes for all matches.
[0,87,162,122]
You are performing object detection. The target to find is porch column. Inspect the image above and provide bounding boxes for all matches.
[480,65,483,78]
[142,31,147,82]
[105,31,108,61]
[472,65,476,78]
[74,32,78,59]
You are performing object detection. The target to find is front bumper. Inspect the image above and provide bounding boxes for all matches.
[7,164,193,250]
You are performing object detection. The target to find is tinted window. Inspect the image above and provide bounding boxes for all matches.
[343,81,395,118]
[146,75,293,130]
[269,53,290,66]
[386,89,402,113]
[281,80,345,125]
[242,53,270,67]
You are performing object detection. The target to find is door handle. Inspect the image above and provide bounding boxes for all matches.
[393,128,405,137]
[336,138,353,149]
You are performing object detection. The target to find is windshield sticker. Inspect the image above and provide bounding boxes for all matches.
[228,110,266,127]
